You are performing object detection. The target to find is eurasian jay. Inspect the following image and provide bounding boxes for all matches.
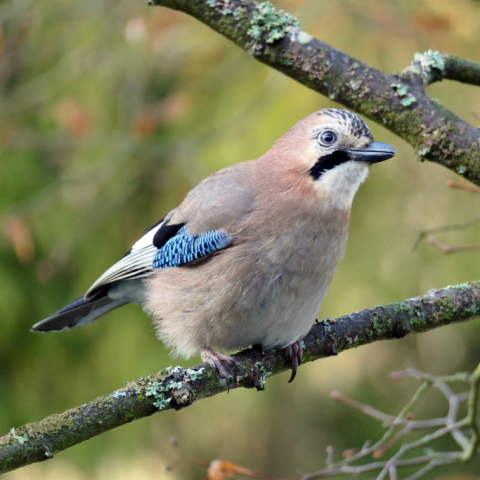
[32,109,396,382]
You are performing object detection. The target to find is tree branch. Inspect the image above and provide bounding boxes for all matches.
[443,55,480,87]
[2,281,480,474]
[147,0,480,186]
[403,51,480,87]
[3,2,480,474]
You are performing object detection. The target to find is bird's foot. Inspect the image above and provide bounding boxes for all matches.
[201,346,237,391]
[284,340,303,383]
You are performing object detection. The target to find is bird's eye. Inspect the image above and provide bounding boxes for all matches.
[318,131,337,146]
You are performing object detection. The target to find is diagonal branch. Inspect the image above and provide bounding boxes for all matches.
[2,281,480,474]
[147,0,480,186]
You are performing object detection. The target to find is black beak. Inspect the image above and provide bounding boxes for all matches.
[348,141,397,164]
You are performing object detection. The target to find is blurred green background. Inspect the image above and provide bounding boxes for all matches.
[2,0,480,478]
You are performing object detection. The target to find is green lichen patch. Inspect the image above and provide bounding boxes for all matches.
[247,1,300,44]
[112,391,126,399]
[254,361,270,390]
[145,382,173,409]
[417,146,430,155]
[297,30,313,45]
[414,50,445,74]
[9,428,27,446]
[391,83,409,96]
[417,145,431,161]
[404,50,445,84]
[318,319,332,332]
[184,367,205,381]
[206,0,246,19]
[145,366,205,409]
[400,95,415,107]
[165,365,204,381]
[391,83,416,107]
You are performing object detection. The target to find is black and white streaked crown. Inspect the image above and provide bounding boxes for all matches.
[319,109,373,142]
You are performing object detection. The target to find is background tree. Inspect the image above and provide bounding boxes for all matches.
[1,0,480,479]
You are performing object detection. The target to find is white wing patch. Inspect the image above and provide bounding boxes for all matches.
[130,221,163,253]
[85,220,165,299]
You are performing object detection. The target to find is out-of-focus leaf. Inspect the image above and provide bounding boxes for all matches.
[54,99,92,140]
[410,12,451,32]
[207,459,263,480]
[3,215,34,263]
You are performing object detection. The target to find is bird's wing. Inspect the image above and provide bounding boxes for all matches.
[85,217,170,298]
[168,161,254,234]
[85,162,254,299]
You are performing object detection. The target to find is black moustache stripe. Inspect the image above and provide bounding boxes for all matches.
[308,150,352,180]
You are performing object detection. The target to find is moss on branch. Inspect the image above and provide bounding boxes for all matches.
[2,281,480,474]
[147,0,480,186]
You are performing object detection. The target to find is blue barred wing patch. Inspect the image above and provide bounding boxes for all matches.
[152,226,231,269]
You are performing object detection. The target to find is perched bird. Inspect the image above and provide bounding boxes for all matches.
[32,109,396,382]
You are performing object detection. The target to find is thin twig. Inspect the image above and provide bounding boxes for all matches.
[331,389,445,429]
[446,180,480,194]
[411,215,480,251]
[303,365,480,479]
[427,236,480,254]
[330,390,398,424]
[373,426,413,459]
[164,363,480,480]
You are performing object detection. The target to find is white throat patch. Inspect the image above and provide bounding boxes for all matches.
[313,161,369,209]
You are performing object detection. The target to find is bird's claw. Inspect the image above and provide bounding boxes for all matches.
[284,340,303,383]
[201,347,237,392]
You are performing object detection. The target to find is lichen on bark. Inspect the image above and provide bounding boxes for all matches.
[149,0,480,186]
[2,281,480,474]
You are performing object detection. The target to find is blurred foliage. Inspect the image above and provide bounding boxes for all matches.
[2,0,480,478]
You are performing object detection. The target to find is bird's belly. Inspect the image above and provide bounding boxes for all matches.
[145,230,344,358]
[217,267,332,350]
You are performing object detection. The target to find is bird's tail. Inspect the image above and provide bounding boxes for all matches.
[31,289,128,333]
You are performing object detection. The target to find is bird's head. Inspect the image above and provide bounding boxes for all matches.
[275,108,396,209]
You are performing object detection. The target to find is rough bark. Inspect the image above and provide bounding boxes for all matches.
[3,0,480,474]
[2,281,480,474]
[146,0,480,186]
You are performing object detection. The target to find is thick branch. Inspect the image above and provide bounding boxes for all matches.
[148,0,480,186]
[2,281,480,474]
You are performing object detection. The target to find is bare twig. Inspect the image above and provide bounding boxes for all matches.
[162,363,480,480]
[330,390,399,424]
[412,214,480,251]
[412,179,480,252]
[427,236,480,254]
[446,180,480,194]
[373,426,413,459]
[303,365,480,479]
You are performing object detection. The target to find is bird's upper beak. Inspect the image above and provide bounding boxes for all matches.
[347,141,397,164]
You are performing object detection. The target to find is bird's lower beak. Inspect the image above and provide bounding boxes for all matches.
[348,141,397,164]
